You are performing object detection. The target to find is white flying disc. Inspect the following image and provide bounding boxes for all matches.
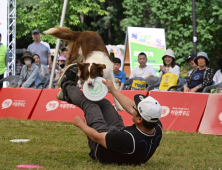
[83,77,108,101]
[10,139,30,143]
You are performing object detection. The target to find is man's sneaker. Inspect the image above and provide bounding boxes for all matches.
[56,89,64,101]
[57,63,78,87]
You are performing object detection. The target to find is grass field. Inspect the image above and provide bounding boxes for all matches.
[0,119,221,170]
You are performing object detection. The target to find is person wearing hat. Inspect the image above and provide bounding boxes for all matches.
[0,33,9,88]
[213,58,222,84]
[184,52,214,92]
[57,56,66,69]
[129,52,156,79]
[186,53,198,76]
[33,54,50,78]
[55,64,163,165]
[27,29,52,67]
[159,49,180,78]
[17,51,42,89]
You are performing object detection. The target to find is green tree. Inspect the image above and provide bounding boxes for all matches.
[90,0,125,44]
[16,0,108,45]
[122,0,222,70]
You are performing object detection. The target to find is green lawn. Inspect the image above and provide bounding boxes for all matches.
[0,119,221,170]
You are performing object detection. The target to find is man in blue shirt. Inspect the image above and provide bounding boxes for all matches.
[113,58,126,90]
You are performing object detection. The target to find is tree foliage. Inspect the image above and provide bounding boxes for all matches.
[17,0,108,45]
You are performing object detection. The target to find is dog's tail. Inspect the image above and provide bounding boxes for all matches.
[43,27,81,42]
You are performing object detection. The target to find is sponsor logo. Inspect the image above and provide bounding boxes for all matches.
[139,106,142,113]
[161,106,170,117]
[59,101,75,109]
[46,101,59,112]
[2,99,13,109]
[2,99,26,109]
[171,107,190,116]
[219,112,222,124]
[46,101,76,111]
[89,81,103,95]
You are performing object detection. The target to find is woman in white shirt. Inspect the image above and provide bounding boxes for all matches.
[159,49,180,78]
[213,58,222,84]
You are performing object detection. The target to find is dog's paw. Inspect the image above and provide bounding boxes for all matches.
[116,107,124,111]
[115,102,124,112]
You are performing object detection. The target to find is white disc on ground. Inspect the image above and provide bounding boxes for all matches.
[10,139,30,143]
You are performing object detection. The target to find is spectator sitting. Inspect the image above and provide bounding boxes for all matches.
[184,52,213,92]
[159,49,180,78]
[33,54,50,78]
[17,51,42,89]
[186,53,198,76]
[213,58,222,84]
[129,52,156,79]
[112,58,126,90]
[58,56,66,69]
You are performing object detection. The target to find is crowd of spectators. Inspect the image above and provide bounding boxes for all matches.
[1,29,222,92]
[117,49,222,93]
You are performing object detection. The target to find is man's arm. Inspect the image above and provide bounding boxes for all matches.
[119,83,124,90]
[103,79,135,115]
[144,75,154,79]
[73,116,107,148]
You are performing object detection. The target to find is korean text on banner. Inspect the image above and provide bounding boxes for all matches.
[127,27,166,77]
[199,94,222,135]
[149,91,209,132]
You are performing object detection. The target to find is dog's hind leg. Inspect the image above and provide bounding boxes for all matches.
[109,74,124,111]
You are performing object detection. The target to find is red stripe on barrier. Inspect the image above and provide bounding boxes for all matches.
[149,91,209,132]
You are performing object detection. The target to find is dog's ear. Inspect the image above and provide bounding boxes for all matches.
[93,63,106,70]
[77,62,89,69]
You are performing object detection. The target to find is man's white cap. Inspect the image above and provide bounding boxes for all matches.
[134,95,162,122]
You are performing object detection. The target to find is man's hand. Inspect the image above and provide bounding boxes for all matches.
[102,79,116,93]
[190,86,199,92]
[73,116,85,128]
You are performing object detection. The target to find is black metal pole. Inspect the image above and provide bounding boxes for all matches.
[192,0,197,54]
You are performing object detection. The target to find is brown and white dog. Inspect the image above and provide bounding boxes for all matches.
[44,27,123,111]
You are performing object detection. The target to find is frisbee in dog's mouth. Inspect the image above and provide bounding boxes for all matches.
[83,77,108,101]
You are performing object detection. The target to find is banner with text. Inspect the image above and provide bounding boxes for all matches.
[0,88,42,119]
[199,94,222,135]
[30,89,85,122]
[127,27,166,76]
[149,91,209,132]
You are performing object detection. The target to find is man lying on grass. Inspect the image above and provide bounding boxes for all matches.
[56,64,163,166]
